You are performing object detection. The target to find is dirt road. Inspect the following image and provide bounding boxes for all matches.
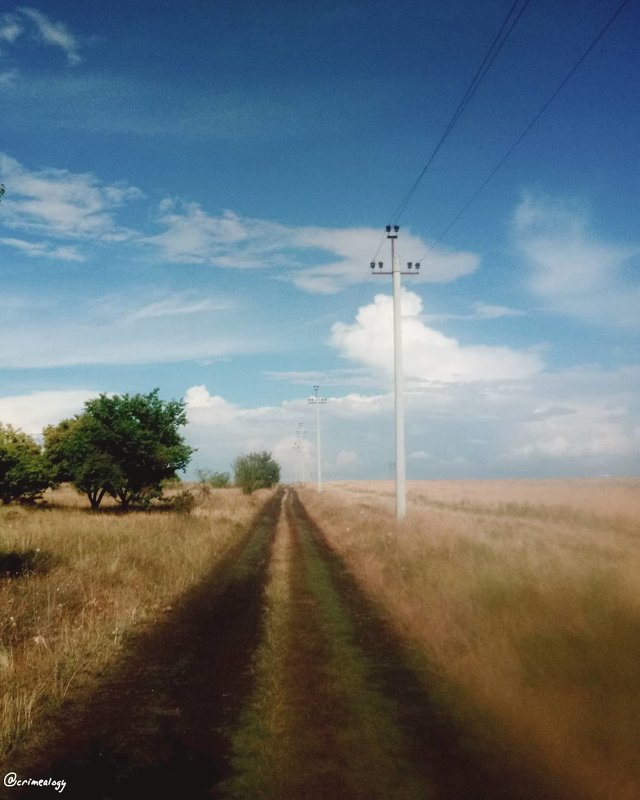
[6,489,561,799]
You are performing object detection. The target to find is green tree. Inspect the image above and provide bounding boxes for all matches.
[0,424,53,505]
[43,417,122,510]
[232,451,280,495]
[45,390,194,511]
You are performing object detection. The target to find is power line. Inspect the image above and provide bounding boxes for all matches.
[321,1,531,389]
[417,0,634,261]
[388,0,532,227]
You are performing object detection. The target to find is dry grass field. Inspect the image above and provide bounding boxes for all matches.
[0,484,274,761]
[297,478,640,800]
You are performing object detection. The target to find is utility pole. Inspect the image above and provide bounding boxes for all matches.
[371,225,420,520]
[293,422,307,484]
[308,385,327,492]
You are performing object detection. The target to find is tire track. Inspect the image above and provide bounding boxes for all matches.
[8,490,283,800]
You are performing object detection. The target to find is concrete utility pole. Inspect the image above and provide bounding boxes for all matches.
[371,225,420,520]
[293,422,307,484]
[308,385,327,492]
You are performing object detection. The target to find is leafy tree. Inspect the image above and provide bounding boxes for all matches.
[45,390,194,511]
[43,417,122,511]
[0,424,53,505]
[233,451,280,495]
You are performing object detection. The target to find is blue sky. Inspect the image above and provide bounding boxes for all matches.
[1,0,639,481]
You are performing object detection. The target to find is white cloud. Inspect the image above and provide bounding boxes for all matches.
[0,390,96,437]
[330,289,543,384]
[472,302,524,319]
[0,236,85,261]
[181,363,640,483]
[17,7,81,65]
[147,202,288,268]
[0,152,143,244]
[147,202,478,293]
[289,225,478,294]
[124,293,234,323]
[515,195,640,327]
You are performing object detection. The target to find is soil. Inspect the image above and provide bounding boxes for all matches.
[4,488,567,800]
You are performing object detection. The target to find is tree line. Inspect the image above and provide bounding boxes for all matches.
[0,390,280,509]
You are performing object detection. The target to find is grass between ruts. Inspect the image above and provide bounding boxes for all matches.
[226,489,430,800]
[297,478,640,800]
[0,484,274,761]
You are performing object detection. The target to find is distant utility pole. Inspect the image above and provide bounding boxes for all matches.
[371,225,420,520]
[293,422,307,484]
[308,385,327,492]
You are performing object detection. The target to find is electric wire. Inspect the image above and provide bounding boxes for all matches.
[417,0,634,263]
[319,0,532,390]
[388,0,532,227]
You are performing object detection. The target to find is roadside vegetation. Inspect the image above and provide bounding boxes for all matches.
[297,479,640,800]
[0,484,275,761]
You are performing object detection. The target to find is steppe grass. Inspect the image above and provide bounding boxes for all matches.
[297,479,640,800]
[0,484,272,759]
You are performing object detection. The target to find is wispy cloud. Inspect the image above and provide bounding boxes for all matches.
[148,201,478,293]
[124,293,234,323]
[0,289,266,369]
[515,195,640,327]
[0,236,85,261]
[17,7,81,65]
[0,152,142,246]
[0,13,23,43]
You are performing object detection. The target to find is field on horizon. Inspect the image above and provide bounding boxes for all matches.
[298,477,640,800]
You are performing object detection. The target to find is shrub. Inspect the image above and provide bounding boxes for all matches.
[233,452,280,495]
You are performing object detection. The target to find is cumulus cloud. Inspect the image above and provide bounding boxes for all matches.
[515,195,640,327]
[0,390,96,437]
[330,289,543,384]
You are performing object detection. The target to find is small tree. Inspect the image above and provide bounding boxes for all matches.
[44,390,194,511]
[0,424,53,505]
[233,451,280,495]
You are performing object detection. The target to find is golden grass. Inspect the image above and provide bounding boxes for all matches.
[0,484,273,759]
[297,478,640,800]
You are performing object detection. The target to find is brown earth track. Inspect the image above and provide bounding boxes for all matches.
[288,490,569,800]
[4,488,571,800]
[4,490,283,800]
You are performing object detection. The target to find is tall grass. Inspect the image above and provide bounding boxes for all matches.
[298,479,640,800]
[0,485,272,759]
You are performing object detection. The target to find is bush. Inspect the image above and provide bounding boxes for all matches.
[232,452,280,495]
[197,469,231,489]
